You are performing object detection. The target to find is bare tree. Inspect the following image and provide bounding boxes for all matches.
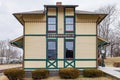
[0,41,6,64]
[97,5,118,40]
[0,40,22,64]
[108,30,116,57]
[96,5,119,57]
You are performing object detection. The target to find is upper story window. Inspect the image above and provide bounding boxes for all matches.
[48,17,56,33]
[65,17,74,32]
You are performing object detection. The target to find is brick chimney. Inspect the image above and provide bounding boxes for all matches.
[56,2,62,6]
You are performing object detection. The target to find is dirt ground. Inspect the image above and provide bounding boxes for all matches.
[104,57,120,67]
[0,76,8,80]
[0,64,22,80]
[0,64,22,71]
[0,76,111,80]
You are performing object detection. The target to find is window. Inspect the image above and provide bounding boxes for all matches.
[48,40,57,60]
[48,17,56,32]
[65,40,74,59]
[65,17,74,32]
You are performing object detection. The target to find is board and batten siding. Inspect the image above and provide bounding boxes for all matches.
[76,36,96,59]
[48,8,56,16]
[24,15,46,34]
[65,8,74,16]
[24,61,46,68]
[24,36,46,59]
[76,61,96,67]
[75,14,97,68]
[25,22,46,34]
[76,23,96,34]
[58,7,64,34]
[58,38,64,59]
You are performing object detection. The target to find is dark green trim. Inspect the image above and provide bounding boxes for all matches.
[25,34,46,36]
[76,34,97,36]
[75,67,97,69]
[63,7,76,68]
[24,68,45,71]
[46,37,48,68]
[75,59,96,61]
[64,16,75,33]
[24,59,46,61]
[46,7,58,69]
[56,7,58,69]
[46,7,48,69]
[24,67,97,71]
[11,42,23,48]
[47,16,57,33]
[24,59,96,61]
[24,34,96,37]
[98,42,110,48]
[74,7,76,68]
[46,39,57,69]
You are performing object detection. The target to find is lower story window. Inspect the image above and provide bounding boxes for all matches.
[65,40,74,59]
[48,40,57,60]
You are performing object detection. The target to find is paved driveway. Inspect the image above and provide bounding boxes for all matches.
[99,66,120,79]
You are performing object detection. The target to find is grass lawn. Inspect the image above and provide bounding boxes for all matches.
[104,57,120,67]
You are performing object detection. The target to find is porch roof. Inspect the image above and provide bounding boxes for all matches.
[10,36,109,48]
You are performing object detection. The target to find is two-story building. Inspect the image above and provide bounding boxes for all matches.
[12,2,108,71]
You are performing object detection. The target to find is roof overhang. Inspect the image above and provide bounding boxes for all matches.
[13,9,107,26]
[13,10,45,26]
[97,37,110,47]
[76,10,107,24]
[44,5,78,8]
[10,36,23,48]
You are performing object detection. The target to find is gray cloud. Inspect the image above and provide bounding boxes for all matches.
[0,0,120,40]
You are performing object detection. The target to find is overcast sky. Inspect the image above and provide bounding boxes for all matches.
[0,0,120,40]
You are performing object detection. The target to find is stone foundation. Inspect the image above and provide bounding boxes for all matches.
[25,70,59,78]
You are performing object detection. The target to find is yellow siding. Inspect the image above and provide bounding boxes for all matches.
[76,14,98,23]
[58,61,64,68]
[25,22,46,34]
[48,8,56,16]
[65,8,74,16]
[24,61,46,68]
[76,61,96,67]
[23,15,46,22]
[25,36,46,59]
[76,23,96,34]
[76,36,96,59]
[58,8,64,34]
[58,38,64,59]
